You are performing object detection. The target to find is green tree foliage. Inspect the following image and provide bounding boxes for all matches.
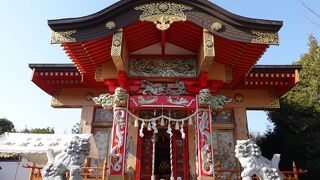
[20,127,55,134]
[257,35,320,179]
[0,118,15,134]
[71,123,80,134]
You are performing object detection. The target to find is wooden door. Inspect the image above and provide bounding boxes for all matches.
[137,128,189,180]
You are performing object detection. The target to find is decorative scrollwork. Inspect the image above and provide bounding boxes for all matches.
[109,109,126,172]
[198,89,232,109]
[199,111,214,175]
[251,30,279,45]
[204,31,214,57]
[167,96,189,105]
[51,89,62,107]
[51,30,76,44]
[138,96,158,105]
[269,92,280,108]
[93,87,127,109]
[95,65,103,82]
[135,2,192,30]
[225,67,233,83]
[142,80,186,95]
[129,58,197,77]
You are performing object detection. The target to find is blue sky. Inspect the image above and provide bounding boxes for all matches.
[0,0,319,134]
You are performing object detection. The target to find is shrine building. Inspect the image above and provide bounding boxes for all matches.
[29,0,301,179]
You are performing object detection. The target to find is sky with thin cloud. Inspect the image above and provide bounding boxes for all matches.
[0,0,319,134]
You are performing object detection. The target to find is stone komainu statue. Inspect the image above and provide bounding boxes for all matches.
[235,139,283,180]
[41,136,90,180]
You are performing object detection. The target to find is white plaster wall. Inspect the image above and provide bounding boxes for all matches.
[0,159,30,180]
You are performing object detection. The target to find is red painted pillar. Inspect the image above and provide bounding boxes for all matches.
[196,109,215,179]
[108,98,129,178]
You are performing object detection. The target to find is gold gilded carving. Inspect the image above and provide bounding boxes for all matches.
[234,94,244,103]
[51,89,62,107]
[251,30,279,45]
[135,2,192,31]
[199,30,215,72]
[51,30,76,44]
[106,21,116,30]
[129,58,197,77]
[225,67,232,83]
[204,31,214,57]
[84,92,94,101]
[111,31,126,71]
[269,92,280,108]
[95,65,103,82]
[211,22,222,31]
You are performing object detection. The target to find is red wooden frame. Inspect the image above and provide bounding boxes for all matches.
[172,127,189,179]
[136,125,189,180]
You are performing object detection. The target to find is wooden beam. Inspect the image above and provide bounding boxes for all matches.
[49,88,279,110]
[111,29,129,73]
[79,106,94,133]
[198,29,215,72]
[50,88,106,108]
[161,31,166,55]
[94,61,118,82]
[294,69,300,84]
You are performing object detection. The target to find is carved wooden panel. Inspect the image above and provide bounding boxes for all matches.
[212,130,237,178]
[95,109,113,122]
[129,58,197,78]
[91,128,112,168]
[212,109,234,124]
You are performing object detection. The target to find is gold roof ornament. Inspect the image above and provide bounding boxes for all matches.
[211,21,222,31]
[251,30,279,45]
[105,21,116,30]
[135,2,192,31]
[268,92,280,108]
[50,30,76,44]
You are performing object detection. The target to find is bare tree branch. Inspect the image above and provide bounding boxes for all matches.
[300,0,320,30]
[301,0,320,18]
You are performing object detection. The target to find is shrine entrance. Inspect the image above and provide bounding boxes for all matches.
[137,109,189,180]
[154,129,171,179]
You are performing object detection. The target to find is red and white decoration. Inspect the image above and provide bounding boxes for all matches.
[129,95,196,109]
[196,110,214,177]
[109,108,128,175]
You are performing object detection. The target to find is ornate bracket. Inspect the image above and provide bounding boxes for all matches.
[94,64,103,82]
[51,89,62,107]
[199,30,215,72]
[111,30,128,72]
[251,30,279,45]
[93,87,127,109]
[198,88,232,109]
[50,30,76,44]
[135,2,192,31]
[268,92,280,108]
